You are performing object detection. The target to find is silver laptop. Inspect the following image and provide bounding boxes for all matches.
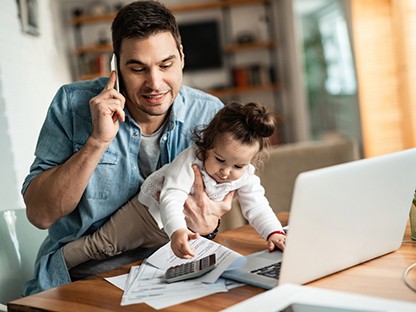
[222,148,416,289]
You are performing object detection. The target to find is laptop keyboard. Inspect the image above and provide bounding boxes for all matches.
[250,261,281,279]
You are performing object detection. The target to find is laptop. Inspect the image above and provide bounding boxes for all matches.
[222,148,416,289]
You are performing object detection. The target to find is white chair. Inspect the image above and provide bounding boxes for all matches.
[0,208,47,310]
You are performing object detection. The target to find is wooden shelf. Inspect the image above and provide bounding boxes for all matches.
[71,0,280,104]
[71,0,277,77]
[224,40,275,53]
[72,12,115,25]
[76,43,112,54]
[207,82,281,98]
[71,0,271,25]
[75,40,275,55]
[172,0,270,13]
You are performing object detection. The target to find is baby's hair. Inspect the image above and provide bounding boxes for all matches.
[194,101,276,165]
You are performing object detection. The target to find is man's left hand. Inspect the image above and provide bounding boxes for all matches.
[183,165,234,235]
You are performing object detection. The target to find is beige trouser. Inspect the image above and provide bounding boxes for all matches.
[63,196,169,269]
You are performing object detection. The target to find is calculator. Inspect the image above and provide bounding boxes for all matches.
[164,253,217,283]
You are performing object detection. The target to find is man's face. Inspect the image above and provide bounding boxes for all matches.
[119,32,184,123]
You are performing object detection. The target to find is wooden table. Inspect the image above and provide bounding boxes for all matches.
[8,213,416,311]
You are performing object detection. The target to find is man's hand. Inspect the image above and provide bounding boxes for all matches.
[89,71,126,147]
[184,165,234,235]
[24,72,126,229]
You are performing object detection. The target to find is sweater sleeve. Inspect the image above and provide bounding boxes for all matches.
[159,146,198,237]
[237,166,283,239]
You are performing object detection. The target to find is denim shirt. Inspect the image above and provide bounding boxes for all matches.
[21,77,223,296]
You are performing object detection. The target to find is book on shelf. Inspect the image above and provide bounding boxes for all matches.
[232,64,272,88]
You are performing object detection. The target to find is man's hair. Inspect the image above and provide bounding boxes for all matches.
[194,102,277,165]
[111,0,182,59]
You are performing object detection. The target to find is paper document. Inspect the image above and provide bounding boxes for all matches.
[114,236,245,308]
[147,236,245,283]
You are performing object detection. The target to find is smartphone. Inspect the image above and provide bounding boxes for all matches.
[110,53,120,92]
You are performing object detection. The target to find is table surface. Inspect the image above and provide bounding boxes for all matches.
[8,213,416,311]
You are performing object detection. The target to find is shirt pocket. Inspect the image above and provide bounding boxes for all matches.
[75,143,120,200]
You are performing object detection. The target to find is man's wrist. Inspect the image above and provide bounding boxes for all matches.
[202,219,221,240]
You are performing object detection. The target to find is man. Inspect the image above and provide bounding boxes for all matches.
[22,0,232,296]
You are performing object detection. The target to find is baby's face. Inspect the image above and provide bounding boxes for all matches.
[204,134,259,183]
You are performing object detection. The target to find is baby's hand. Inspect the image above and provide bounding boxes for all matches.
[170,228,199,259]
[267,233,286,252]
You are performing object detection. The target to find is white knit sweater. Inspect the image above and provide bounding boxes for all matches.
[138,144,282,239]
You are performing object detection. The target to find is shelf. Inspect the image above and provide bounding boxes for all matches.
[71,0,280,105]
[208,82,281,98]
[71,0,271,25]
[172,0,270,13]
[223,40,275,53]
[75,40,274,55]
[76,43,112,54]
[72,12,116,25]
[167,1,224,13]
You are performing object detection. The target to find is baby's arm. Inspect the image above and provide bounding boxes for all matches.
[267,231,286,252]
[170,228,199,259]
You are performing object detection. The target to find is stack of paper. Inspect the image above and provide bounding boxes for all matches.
[106,236,245,310]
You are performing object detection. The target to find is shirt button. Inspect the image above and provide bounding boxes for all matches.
[162,135,167,141]
[133,131,139,137]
